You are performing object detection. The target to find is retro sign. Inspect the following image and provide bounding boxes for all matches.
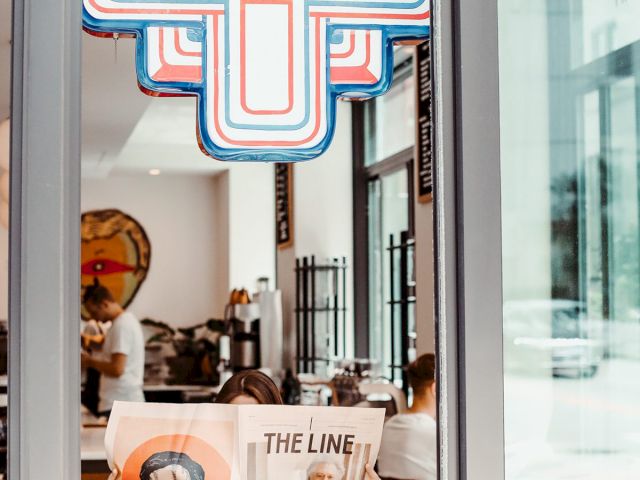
[81,209,151,318]
[82,0,430,162]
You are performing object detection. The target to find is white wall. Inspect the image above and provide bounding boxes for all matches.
[227,163,276,292]
[415,200,435,355]
[82,174,224,327]
[499,0,551,302]
[82,168,276,327]
[294,106,353,260]
[276,99,437,365]
[278,102,354,368]
[212,172,230,313]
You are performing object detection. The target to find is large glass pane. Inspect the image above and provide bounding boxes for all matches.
[499,0,640,478]
[368,179,383,368]
[608,77,640,360]
[364,67,415,166]
[368,168,409,381]
[578,0,640,67]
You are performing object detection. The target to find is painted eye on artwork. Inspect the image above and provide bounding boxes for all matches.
[81,258,135,275]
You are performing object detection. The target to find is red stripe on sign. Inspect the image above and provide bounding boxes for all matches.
[155,27,202,83]
[87,0,222,16]
[174,29,202,57]
[331,31,356,59]
[331,32,377,84]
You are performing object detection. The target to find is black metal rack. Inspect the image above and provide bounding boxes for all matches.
[387,231,416,394]
[295,256,348,374]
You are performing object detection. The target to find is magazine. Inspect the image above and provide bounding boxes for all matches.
[104,401,385,480]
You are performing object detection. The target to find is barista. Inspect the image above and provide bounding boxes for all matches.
[81,282,145,416]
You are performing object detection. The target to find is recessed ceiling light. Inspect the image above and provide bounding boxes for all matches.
[149,169,161,176]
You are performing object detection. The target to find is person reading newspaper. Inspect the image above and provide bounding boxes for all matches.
[103,370,383,480]
[216,370,381,480]
[215,370,284,405]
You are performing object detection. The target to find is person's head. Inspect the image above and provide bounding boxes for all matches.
[140,451,205,480]
[407,353,436,400]
[307,459,345,480]
[82,280,122,322]
[215,370,283,405]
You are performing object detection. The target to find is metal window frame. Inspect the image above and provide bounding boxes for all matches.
[10,0,82,478]
[352,76,417,361]
[6,0,505,478]
[431,0,504,478]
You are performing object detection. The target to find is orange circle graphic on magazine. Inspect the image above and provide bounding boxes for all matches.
[122,434,231,480]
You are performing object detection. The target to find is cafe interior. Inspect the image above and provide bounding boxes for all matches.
[9,1,640,479]
[0,2,435,477]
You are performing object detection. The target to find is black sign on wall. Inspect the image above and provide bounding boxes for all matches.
[415,39,433,203]
[275,163,294,249]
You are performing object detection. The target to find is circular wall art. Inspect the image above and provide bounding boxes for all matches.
[81,209,151,318]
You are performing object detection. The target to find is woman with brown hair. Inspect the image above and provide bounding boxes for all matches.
[215,370,381,480]
[215,370,284,405]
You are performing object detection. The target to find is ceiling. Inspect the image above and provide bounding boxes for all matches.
[0,0,228,178]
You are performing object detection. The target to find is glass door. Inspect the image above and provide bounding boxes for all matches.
[581,76,640,361]
[368,167,412,384]
[499,1,640,478]
[604,76,640,360]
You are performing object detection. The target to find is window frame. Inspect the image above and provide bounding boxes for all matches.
[10,1,82,478]
[431,0,505,478]
[352,62,416,361]
[9,0,508,478]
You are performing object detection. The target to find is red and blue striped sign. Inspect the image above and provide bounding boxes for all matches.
[83,0,430,161]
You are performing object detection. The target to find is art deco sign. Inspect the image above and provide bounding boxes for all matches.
[82,0,430,161]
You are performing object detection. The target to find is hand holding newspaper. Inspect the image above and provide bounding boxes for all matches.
[104,401,385,480]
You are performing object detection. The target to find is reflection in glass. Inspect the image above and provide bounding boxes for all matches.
[368,168,409,383]
[364,64,415,166]
[500,0,640,477]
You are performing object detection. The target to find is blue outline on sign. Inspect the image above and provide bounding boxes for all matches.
[82,0,430,162]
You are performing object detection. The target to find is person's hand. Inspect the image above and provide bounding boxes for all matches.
[365,464,381,480]
[81,351,93,369]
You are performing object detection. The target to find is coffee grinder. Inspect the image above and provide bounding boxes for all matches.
[229,303,261,371]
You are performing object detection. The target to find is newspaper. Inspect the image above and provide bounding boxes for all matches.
[105,401,385,480]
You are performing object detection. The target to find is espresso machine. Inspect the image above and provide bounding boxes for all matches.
[228,303,261,371]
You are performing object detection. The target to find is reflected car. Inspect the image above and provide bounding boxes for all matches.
[503,300,605,378]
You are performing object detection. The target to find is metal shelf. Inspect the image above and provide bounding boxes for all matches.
[295,255,348,375]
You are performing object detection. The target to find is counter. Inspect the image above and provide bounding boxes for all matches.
[81,426,107,462]
[81,427,110,479]
[81,407,109,478]
[143,384,220,403]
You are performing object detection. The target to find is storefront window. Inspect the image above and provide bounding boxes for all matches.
[577,0,640,67]
[357,56,417,386]
[499,0,640,477]
[364,59,415,166]
[368,168,412,383]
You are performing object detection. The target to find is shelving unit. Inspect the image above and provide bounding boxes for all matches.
[295,256,348,375]
[387,230,416,394]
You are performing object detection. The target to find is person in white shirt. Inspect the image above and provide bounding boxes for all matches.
[377,353,437,480]
[81,282,145,415]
